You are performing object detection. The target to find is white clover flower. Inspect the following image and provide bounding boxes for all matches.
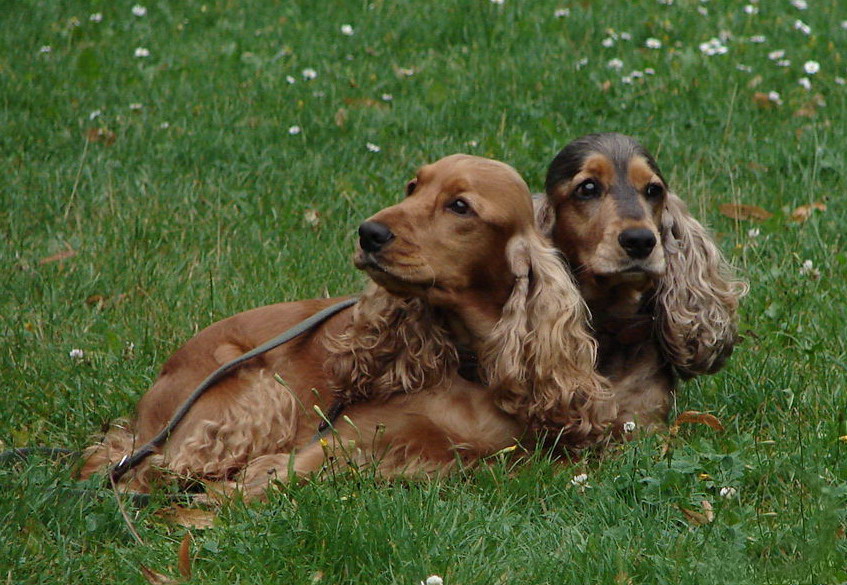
[657,0,673,5]
[736,64,753,73]
[89,13,103,23]
[490,0,505,4]
[554,8,570,18]
[768,50,785,60]
[699,38,728,56]
[623,421,637,433]
[69,349,85,359]
[602,37,615,48]
[794,20,811,35]
[396,67,415,76]
[748,227,761,238]
[836,77,846,86]
[776,59,791,67]
[842,21,847,30]
[570,473,589,486]
[132,4,147,17]
[285,75,296,84]
[39,45,52,54]
[697,6,708,15]
[366,142,381,153]
[645,38,662,49]
[575,57,589,69]
[621,75,633,84]
[744,4,758,14]
[423,576,444,585]
[159,121,169,129]
[767,91,782,105]
[340,24,354,36]
[607,58,624,70]
[798,77,812,90]
[644,67,656,75]
[89,109,102,120]
[129,103,143,111]
[719,486,737,498]
[749,35,766,43]
[381,93,393,101]
[790,0,808,9]
[800,259,815,273]
[620,32,632,41]
[630,70,644,79]
[803,60,820,75]
[288,125,301,135]
[466,140,479,147]
[134,47,150,58]
[302,68,317,80]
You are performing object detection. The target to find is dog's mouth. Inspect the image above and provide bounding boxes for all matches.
[591,262,664,285]
[354,250,434,293]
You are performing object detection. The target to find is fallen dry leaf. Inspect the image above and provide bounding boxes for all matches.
[39,246,77,265]
[701,499,715,523]
[680,506,712,526]
[673,411,725,432]
[752,92,774,109]
[156,506,217,529]
[718,203,773,222]
[178,532,192,579]
[140,565,177,585]
[746,74,763,89]
[790,201,827,223]
[86,127,116,146]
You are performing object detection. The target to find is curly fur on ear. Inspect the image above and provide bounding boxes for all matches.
[655,193,749,377]
[325,283,459,405]
[481,234,613,445]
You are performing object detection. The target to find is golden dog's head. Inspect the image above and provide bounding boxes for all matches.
[355,154,535,320]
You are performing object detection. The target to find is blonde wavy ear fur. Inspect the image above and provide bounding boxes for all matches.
[481,233,613,445]
[325,283,458,405]
[656,193,749,377]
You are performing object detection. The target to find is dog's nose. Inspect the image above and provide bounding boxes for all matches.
[358,221,395,253]
[618,228,657,259]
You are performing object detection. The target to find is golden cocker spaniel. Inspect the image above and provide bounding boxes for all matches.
[535,133,747,432]
[81,154,612,495]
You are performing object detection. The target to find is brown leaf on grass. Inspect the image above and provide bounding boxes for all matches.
[790,201,827,222]
[673,411,724,431]
[600,80,612,92]
[39,246,77,265]
[156,506,217,529]
[342,97,388,110]
[310,571,325,583]
[680,506,712,526]
[746,74,763,89]
[86,127,116,146]
[140,565,177,585]
[178,532,192,579]
[701,499,715,522]
[718,203,773,222]
[614,571,633,585]
[752,92,774,109]
[334,107,348,128]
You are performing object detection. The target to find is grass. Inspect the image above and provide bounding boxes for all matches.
[1,0,846,582]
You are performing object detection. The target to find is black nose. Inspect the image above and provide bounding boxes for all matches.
[618,228,657,259]
[358,221,395,253]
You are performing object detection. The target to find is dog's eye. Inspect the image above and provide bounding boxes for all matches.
[645,183,665,199]
[446,198,474,216]
[574,179,600,200]
[406,179,418,197]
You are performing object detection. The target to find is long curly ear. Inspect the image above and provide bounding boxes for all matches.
[482,234,614,446]
[325,283,458,405]
[532,194,554,238]
[655,193,749,377]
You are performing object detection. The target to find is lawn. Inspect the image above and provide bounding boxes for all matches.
[1,0,846,583]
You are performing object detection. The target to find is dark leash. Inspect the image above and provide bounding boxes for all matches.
[106,297,358,485]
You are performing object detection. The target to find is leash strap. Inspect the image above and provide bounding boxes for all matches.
[108,297,358,485]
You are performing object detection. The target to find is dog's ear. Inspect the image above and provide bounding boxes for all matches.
[325,283,458,404]
[532,194,555,238]
[482,233,614,445]
[655,193,748,377]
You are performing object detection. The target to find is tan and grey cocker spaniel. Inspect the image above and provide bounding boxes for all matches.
[81,154,613,496]
[536,133,747,432]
